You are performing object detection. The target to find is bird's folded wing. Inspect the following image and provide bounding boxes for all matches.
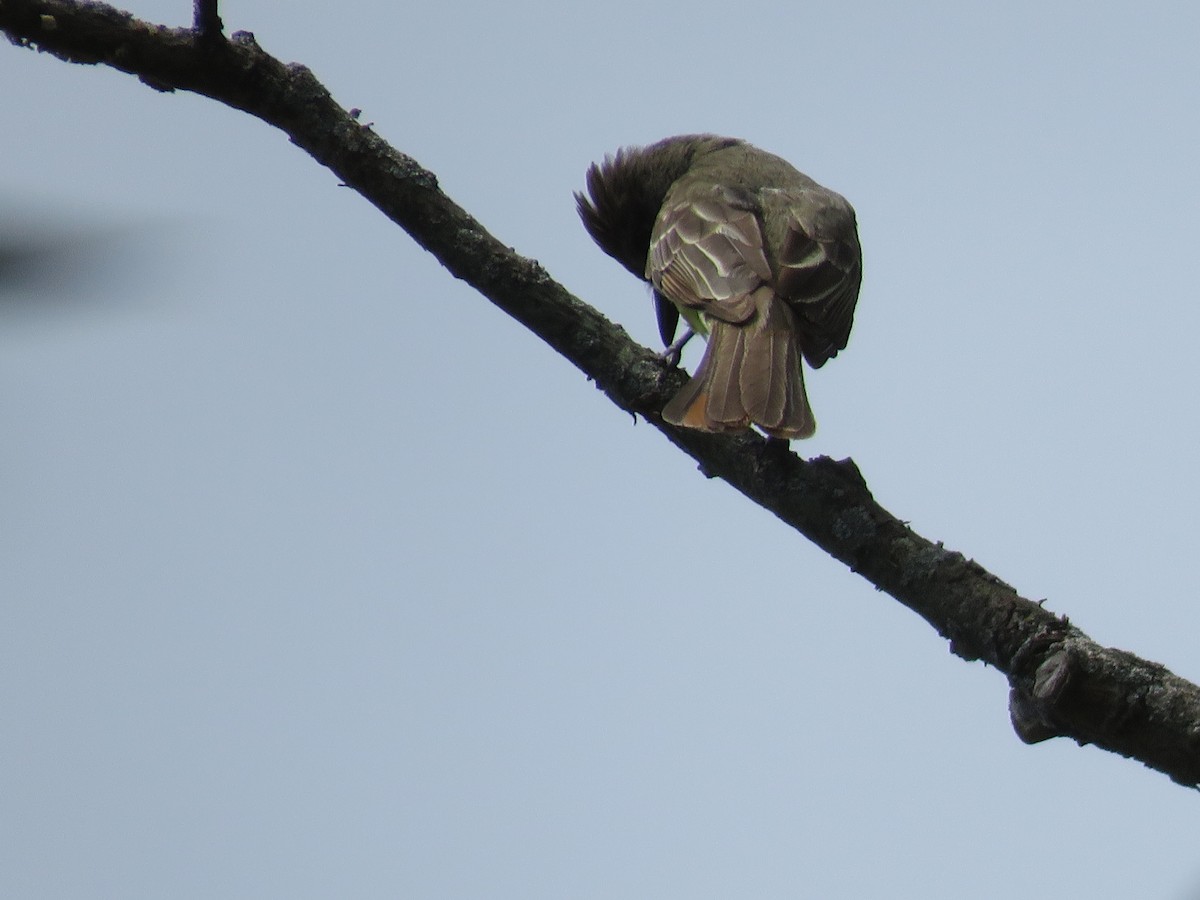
[646,186,772,324]
[773,190,862,368]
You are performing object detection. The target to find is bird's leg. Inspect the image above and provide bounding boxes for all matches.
[658,328,695,367]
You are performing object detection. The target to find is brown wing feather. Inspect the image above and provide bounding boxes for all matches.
[772,191,863,369]
[647,186,772,324]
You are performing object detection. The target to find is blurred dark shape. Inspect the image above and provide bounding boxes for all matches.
[0,223,143,291]
[0,228,109,286]
[0,203,179,324]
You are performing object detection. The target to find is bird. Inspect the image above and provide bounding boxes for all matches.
[575,134,862,439]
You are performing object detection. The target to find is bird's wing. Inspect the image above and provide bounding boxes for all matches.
[646,185,773,326]
[773,189,862,368]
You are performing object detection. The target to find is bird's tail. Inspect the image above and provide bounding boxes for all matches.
[661,288,815,439]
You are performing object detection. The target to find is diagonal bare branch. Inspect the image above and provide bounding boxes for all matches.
[5,0,1199,787]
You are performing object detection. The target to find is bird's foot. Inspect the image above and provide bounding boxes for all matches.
[658,329,695,367]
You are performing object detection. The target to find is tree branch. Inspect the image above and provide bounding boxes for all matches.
[191,0,222,43]
[5,0,1199,788]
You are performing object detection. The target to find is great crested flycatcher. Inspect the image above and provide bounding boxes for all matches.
[576,135,862,439]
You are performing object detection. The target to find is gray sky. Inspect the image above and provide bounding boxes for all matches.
[4,1,1200,897]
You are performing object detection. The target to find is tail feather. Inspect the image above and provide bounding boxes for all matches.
[662,288,815,439]
[703,319,748,426]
